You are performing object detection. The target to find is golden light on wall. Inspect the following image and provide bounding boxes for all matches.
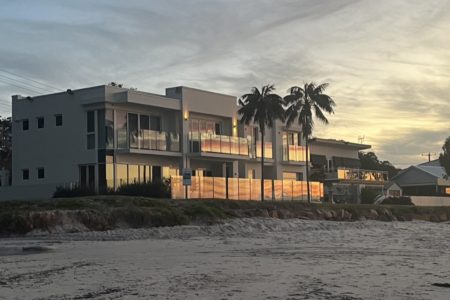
[184,110,189,121]
[232,118,238,136]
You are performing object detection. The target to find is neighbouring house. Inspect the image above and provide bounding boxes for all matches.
[390,160,450,196]
[384,182,403,197]
[1,84,326,201]
[309,138,388,203]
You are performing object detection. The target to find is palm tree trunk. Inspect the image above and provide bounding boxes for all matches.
[260,130,265,202]
[305,136,311,203]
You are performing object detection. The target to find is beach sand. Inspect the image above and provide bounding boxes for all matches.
[0,219,449,299]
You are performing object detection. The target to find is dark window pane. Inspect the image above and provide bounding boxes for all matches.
[150,116,161,131]
[215,123,221,135]
[55,115,63,126]
[116,111,127,149]
[22,169,29,180]
[80,166,87,187]
[88,165,95,189]
[87,111,95,132]
[128,113,139,148]
[105,109,114,149]
[37,168,45,179]
[22,119,29,130]
[87,134,95,149]
[37,117,44,129]
[152,166,161,182]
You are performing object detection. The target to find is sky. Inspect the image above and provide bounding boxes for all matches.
[0,0,449,167]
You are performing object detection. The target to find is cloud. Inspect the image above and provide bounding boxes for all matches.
[0,0,449,167]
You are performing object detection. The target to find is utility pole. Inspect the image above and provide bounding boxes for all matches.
[358,135,365,144]
[421,152,437,162]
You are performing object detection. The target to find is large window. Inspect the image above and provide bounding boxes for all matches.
[22,169,29,180]
[86,111,95,149]
[128,113,139,149]
[116,111,127,149]
[22,119,29,131]
[37,167,45,179]
[55,114,63,126]
[97,109,114,149]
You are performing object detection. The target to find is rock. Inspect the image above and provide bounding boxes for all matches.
[368,209,379,219]
[268,210,279,218]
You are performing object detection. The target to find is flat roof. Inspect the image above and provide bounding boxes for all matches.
[310,137,371,150]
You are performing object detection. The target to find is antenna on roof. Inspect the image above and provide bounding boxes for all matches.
[358,135,365,144]
[421,152,437,162]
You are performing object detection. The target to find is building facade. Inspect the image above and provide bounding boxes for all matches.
[5,84,316,200]
[309,138,388,203]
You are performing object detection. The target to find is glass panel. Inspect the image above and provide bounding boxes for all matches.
[240,138,249,156]
[116,111,127,149]
[293,181,302,200]
[87,111,95,133]
[189,176,200,199]
[202,177,214,199]
[105,109,114,149]
[116,164,127,187]
[282,180,293,200]
[150,116,161,131]
[128,113,139,149]
[220,135,230,154]
[157,132,167,150]
[250,179,261,201]
[140,115,150,149]
[170,175,184,199]
[170,132,180,151]
[106,163,114,189]
[264,180,273,201]
[238,178,250,200]
[87,134,95,149]
[228,178,239,200]
[211,135,221,153]
[213,177,226,199]
[274,180,283,201]
[230,137,239,155]
[128,165,139,184]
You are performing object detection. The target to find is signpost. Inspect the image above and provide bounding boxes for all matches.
[182,168,191,199]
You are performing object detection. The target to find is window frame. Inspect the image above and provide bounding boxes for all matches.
[37,167,45,179]
[55,114,63,126]
[37,117,45,129]
[22,169,29,180]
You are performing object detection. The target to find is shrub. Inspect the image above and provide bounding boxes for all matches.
[114,180,170,198]
[361,188,381,204]
[53,185,96,198]
[381,196,413,205]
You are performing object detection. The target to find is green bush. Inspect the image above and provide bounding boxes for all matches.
[53,185,96,198]
[360,188,381,204]
[381,196,413,205]
[114,180,170,198]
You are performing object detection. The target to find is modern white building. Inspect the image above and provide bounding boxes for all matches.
[2,84,318,200]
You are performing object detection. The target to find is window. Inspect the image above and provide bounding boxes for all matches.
[128,113,139,148]
[55,114,63,126]
[150,116,161,131]
[37,168,45,179]
[23,119,29,131]
[37,117,44,129]
[22,169,29,180]
[116,111,127,149]
[87,111,95,149]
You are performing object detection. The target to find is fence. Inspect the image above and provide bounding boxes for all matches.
[171,176,323,201]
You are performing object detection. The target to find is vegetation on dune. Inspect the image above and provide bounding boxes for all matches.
[0,196,449,237]
[439,136,450,177]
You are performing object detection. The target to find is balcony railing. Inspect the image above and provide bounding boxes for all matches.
[171,176,324,201]
[253,141,273,159]
[336,168,388,182]
[129,130,180,152]
[189,132,249,156]
[282,144,308,162]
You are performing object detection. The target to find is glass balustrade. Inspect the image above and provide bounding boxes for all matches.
[255,141,273,159]
[189,132,250,156]
[282,145,308,162]
[135,129,180,152]
[171,176,324,201]
[336,168,388,182]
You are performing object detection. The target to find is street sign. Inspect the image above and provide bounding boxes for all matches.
[182,168,192,186]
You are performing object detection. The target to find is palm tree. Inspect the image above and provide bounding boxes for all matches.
[238,85,285,201]
[284,83,335,203]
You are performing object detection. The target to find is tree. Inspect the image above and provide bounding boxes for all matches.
[358,151,400,178]
[0,116,12,171]
[439,136,450,177]
[238,85,285,201]
[284,83,335,203]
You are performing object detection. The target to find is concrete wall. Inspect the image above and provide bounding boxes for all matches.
[411,196,450,206]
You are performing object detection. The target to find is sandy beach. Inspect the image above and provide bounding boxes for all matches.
[0,218,449,299]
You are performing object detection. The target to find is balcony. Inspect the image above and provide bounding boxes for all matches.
[189,132,249,156]
[129,130,180,152]
[254,141,273,159]
[282,145,308,162]
[329,168,388,183]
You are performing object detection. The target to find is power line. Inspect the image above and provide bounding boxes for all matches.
[0,74,54,93]
[0,69,63,91]
[0,78,44,95]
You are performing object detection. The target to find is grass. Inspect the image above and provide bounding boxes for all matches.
[0,196,449,236]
